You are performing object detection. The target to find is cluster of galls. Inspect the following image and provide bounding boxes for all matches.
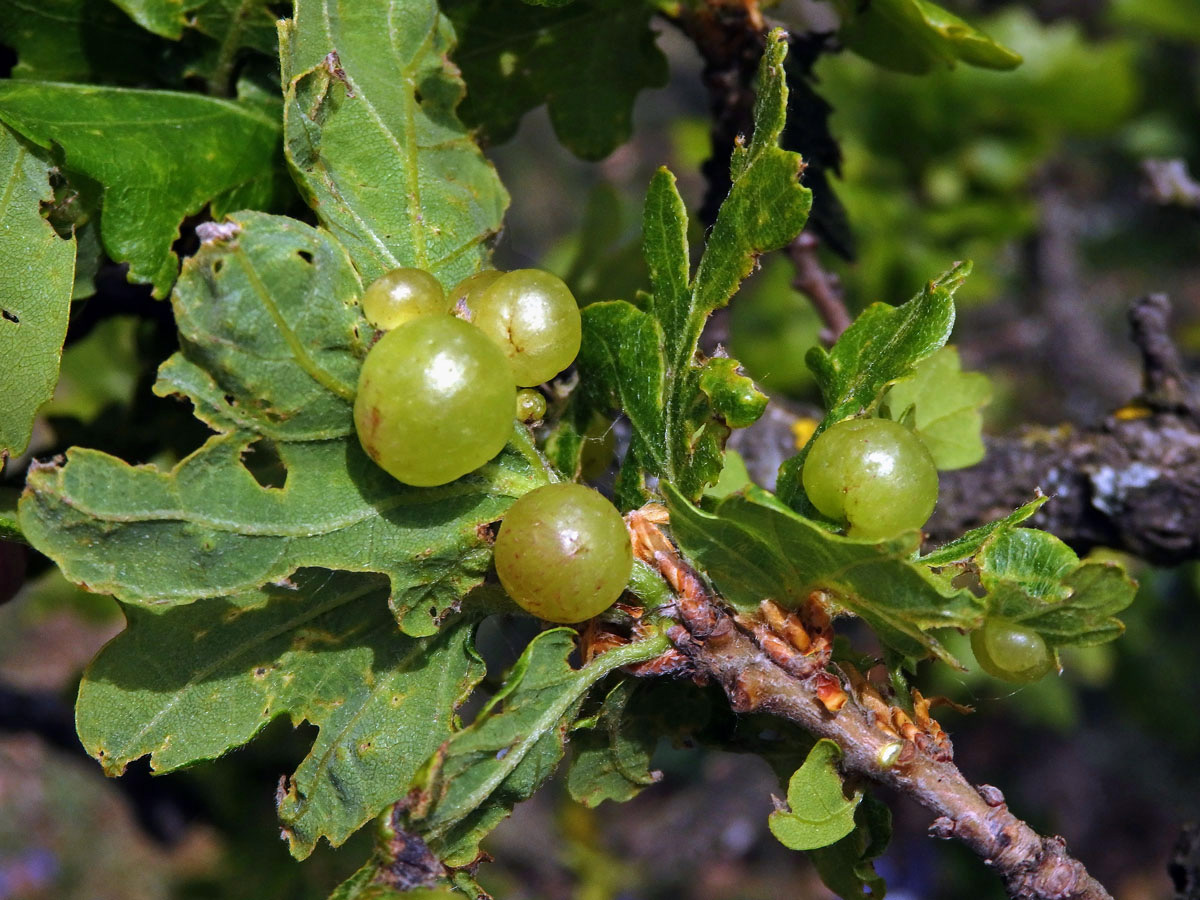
[352,267,630,625]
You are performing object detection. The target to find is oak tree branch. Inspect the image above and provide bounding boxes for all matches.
[627,513,1114,900]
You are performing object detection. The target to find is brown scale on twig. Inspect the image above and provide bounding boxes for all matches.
[840,662,957,763]
[625,505,847,712]
[734,597,846,711]
[580,596,694,677]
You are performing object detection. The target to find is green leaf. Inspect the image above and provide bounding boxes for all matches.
[768,739,861,851]
[0,0,168,84]
[808,792,892,899]
[578,300,668,477]
[19,212,549,636]
[0,487,22,542]
[777,262,969,509]
[0,83,279,296]
[977,529,1136,648]
[279,0,507,286]
[409,630,668,866]
[918,495,1047,566]
[883,346,991,469]
[109,0,191,37]
[808,263,966,423]
[0,126,76,459]
[830,0,1023,74]
[111,0,280,48]
[567,680,660,807]
[664,483,982,663]
[76,569,485,859]
[576,31,811,502]
[699,358,768,430]
[162,211,365,439]
[446,0,666,161]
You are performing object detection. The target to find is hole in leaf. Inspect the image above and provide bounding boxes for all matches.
[1,309,18,324]
[297,250,314,265]
[242,438,288,490]
[212,259,224,275]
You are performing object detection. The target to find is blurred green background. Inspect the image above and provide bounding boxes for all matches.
[1,0,1199,897]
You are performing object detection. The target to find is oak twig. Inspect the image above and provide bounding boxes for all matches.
[931,295,1200,564]
[626,511,1114,900]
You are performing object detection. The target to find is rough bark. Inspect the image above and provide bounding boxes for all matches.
[931,294,1200,565]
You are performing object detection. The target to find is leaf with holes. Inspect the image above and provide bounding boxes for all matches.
[75,569,485,858]
[0,125,76,459]
[279,0,507,287]
[20,212,549,636]
[0,82,279,295]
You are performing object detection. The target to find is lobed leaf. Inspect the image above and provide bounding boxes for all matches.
[20,212,549,637]
[577,31,810,502]
[808,263,967,423]
[664,483,983,663]
[977,529,1136,648]
[0,82,279,295]
[408,630,668,866]
[830,0,1023,74]
[159,210,367,441]
[446,0,667,160]
[76,569,485,858]
[279,0,507,287]
[768,739,861,851]
[883,345,991,470]
[919,495,1046,567]
[566,680,661,808]
[0,126,76,459]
